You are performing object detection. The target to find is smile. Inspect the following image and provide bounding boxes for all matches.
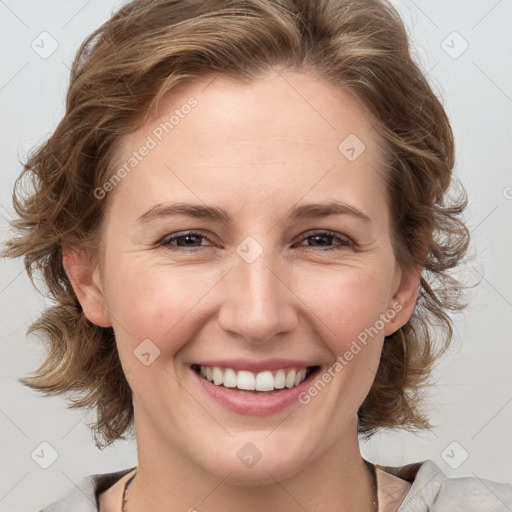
[191,364,319,394]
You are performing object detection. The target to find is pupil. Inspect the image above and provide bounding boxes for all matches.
[178,235,199,246]
[311,235,330,246]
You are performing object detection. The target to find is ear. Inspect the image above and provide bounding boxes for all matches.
[384,264,421,336]
[62,246,112,328]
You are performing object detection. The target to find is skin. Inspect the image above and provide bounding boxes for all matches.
[64,69,419,512]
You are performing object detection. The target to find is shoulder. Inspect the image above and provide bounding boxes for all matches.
[377,459,512,512]
[36,467,136,512]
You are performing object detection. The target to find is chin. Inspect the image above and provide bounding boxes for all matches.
[220,460,306,487]
[195,440,311,486]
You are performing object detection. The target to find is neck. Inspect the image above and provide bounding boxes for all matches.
[126,415,376,512]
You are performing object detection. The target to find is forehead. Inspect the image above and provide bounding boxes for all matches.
[118,69,382,156]
[109,70,387,223]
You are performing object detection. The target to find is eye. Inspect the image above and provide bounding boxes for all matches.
[295,230,353,251]
[158,229,353,252]
[159,231,213,250]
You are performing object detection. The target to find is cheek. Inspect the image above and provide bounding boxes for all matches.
[291,269,389,425]
[294,266,390,392]
[297,266,392,345]
[102,260,212,399]
[103,254,219,350]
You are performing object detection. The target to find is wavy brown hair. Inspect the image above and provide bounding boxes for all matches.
[3,0,469,447]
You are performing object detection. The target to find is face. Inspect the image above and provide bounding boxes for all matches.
[69,70,418,484]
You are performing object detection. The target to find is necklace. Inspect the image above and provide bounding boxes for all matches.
[121,463,378,512]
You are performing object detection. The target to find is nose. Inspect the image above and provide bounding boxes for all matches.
[217,246,298,345]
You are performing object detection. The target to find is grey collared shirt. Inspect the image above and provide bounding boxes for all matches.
[37,460,512,512]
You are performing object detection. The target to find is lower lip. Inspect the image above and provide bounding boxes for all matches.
[191,366,320,416]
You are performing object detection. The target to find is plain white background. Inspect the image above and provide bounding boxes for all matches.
[1,1,511,511]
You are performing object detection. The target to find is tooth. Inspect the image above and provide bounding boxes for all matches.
[255,371,274,391]
[199,365,311,391]
[285,369,296,388]
[274,369,286,389]
[295,368,307,386]
[237,370,255,390]
[212,367,223,385]
[223,368,237,388]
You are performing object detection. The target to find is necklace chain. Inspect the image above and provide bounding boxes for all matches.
[121,464,378,512]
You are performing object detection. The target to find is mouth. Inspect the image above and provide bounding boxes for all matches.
[191,364,321,395]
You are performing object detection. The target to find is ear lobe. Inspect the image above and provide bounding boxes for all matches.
[384,266,421,336]
[62,246,112,328]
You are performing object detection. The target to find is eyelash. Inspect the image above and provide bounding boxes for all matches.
[158,230,353,252]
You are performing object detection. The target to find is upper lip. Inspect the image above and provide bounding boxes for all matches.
[191,358,320,373]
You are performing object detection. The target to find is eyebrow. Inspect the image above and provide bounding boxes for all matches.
[136,200,372,224]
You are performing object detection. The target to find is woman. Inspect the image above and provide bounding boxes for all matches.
[4,0,511,510]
